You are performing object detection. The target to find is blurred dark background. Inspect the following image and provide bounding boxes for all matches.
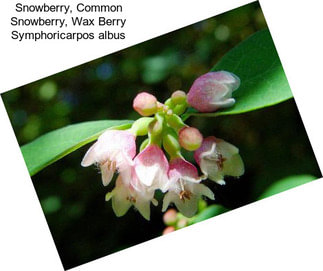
[1,2,321,269]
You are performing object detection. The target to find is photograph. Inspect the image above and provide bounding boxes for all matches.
[1,2,321,269]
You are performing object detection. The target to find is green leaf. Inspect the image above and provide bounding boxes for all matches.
[258,175,317,200]
[21,120,133,176]
[189,205,229,224]
[183,29,293,119]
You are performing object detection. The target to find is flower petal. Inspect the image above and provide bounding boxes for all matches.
[111,177,132,217]
[211,70,240,91]
[169,158,199,179]
[194,136,217,165]
[134,198,151,220]
[193,183,215,200]
[173,194,199,218]
[81,142,99,167]
[211,98,235,108]
[134,144,169,190]
[187,72,240,113]
[112,194,132,217]
[163,191,200,218]
[100,162,114,186]
[98,129,136,160]
[200,159,223,183]
[216,139,239,158]
[151,198,158,206]
[223,153,245,177]
[135,163,159,186]
[162,192,176,212]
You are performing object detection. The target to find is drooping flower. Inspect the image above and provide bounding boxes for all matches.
[105,171,158,220]
[187,71,240,113]
[162,158,214,218]
[133,144,169,192]
[194,136,244,185]
[81,129,136,186]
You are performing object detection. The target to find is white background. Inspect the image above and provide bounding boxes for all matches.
[0,0,322,270]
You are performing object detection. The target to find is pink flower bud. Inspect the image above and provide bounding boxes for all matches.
[171,90,187,105]
[187,71,240,113]
[133,92,158,116]
[162,226,175,235]
[178,127,203,151]
[177,218,188,228]
[163,208,178,225]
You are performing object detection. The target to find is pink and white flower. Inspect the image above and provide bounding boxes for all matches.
[162,158,214,218]
[106,143,169,219]
[105,171,158,220]
[194,136,244,185]
[81,129,136,186]
[133,144,169,192]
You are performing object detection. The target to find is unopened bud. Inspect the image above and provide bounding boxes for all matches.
[131,117,154,136]
[162,226,175,235]
[133,92,158,116]
[177,218,188,228]
[171,90,187,105]
[148,120,161,135]
[164,98,174,109]
[179,127,203,151]
[187,71,240,113]
[148,113,164,136]
[163,128,181,158]
[166,114,186,131]
[172,103,187,115]
[147,113,164,145]
[163,208,178,225]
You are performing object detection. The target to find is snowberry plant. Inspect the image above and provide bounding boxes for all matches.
[20,30,293,223]
[81,71,244,220]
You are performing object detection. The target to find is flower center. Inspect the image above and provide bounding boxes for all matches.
[215,153,226,170]
[106,160,117,171]
[202,143,226,170]
[178,180,192,202]
[206,152,226,170]
[126,196,136,203]
[179,190,192,202]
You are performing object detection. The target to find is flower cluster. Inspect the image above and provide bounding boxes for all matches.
[81,71,244,220]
